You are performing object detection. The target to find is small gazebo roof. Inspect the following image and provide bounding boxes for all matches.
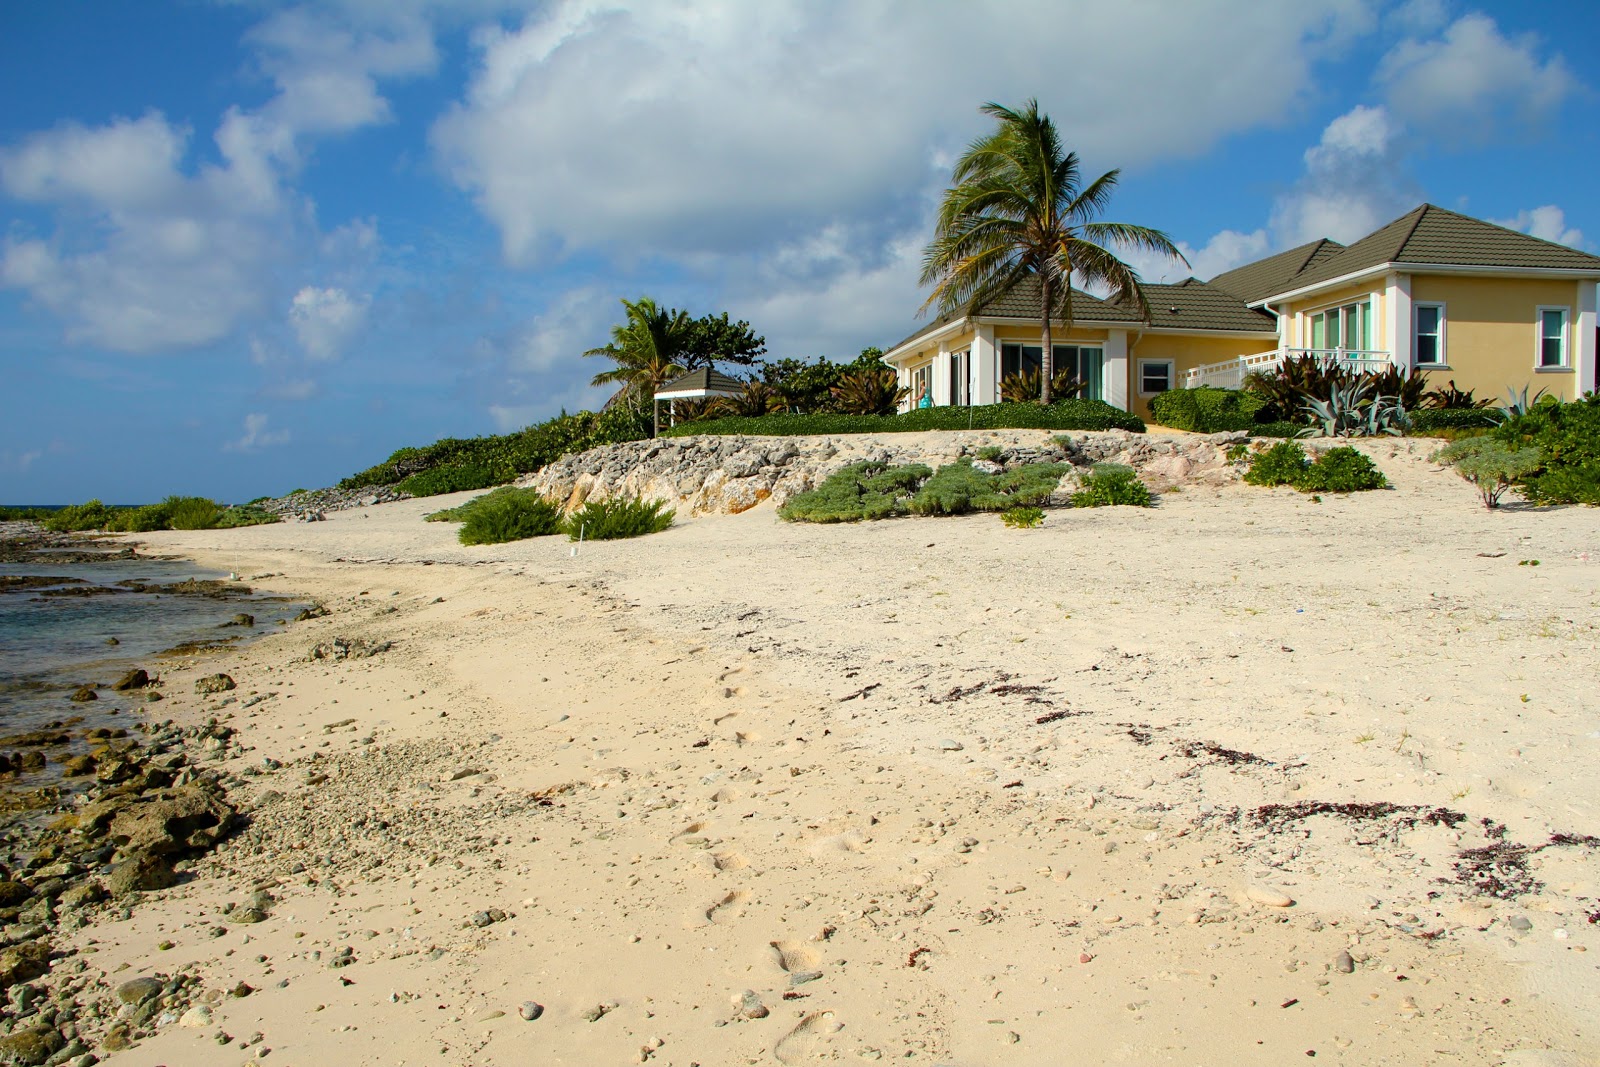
[654,366,744,400]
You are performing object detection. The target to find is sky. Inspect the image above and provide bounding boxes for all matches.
[1,0,1596,502]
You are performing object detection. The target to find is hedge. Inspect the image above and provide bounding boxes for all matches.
[1148,387,1267,432]
[664,398,1145,437]
[1408,408,1500,434]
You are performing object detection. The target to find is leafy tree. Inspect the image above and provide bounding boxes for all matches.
[712,380,785,418]
[682,312,766,370]
[583,297,691,413]
[921,99,1185,402]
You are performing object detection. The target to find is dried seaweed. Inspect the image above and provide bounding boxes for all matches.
[1246,801,1467,832]
[1178,740,1270,766]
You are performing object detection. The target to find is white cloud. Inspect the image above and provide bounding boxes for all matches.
[224,413,291,452]
[289,285,369,360]
[2,449,43,474]
[1377,13,1579,140]
[0,12,431,354]
[1125,229,1269,285]
[431,0,1375,265]
[1492,205,1583,249]
[1270,105,1416,247]
[263,378,320,401]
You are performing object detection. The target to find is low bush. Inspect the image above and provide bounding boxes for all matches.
[1148,387,1267,433]
[1243,441,1386,493]
[665,398,1145,438]
[1493,394,1600,505]
[777,462,931,523]
[213,505,278,529]
[1070,463,1152,507]
[457,489,565,545]
[43,500,117,532]
[1001,506,1044,528]
[166,496,222,530]
[397,464,500,498]
[1433,438,1543,508]
[564,497,675,541]
[1409,408,1500,434]
[108,502,173,532]
[1247,421,1307,439]
[908,460,1069,516]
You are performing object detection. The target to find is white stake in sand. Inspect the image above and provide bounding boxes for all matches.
[570,523,585,557]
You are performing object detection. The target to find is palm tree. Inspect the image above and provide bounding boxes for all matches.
[584,297,692,414]
[921,99,1187,403]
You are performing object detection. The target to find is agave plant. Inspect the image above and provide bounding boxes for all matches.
[831,368,908,415]
[1499,384,1550,419]
[712,380,785,418]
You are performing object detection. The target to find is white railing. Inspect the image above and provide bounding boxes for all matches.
[1184,348,1394,389]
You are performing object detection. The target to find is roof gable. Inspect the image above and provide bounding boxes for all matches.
[1137,278,1279,332]
[1257,204,1600,298]
[1208,238,1344,303]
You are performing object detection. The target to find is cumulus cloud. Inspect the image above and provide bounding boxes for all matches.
[224,413,290,452]
[0,12,432,354]
[1,449,43,474]
[1377,13,1579,141]
[431,0,1372,266]
[1270,105,1417,247]
[1492,205,1584,249]
[1124,229,1269,286]
[289,286,369,360]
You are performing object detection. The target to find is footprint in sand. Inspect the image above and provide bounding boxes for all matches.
[735,729,761,744]
[710,786,741,805]
[769,939,819,973]
[713,851,749,872]
[805,829,868,858]
[672,821,713,846]
[772,1011,841,1065]
[705,889,749,924]
[713,711,739,726]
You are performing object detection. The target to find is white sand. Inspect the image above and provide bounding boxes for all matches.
[87,437,1598,1066]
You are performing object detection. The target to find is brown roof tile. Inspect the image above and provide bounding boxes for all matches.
[1207,239,1344,303]
[1136,279,1279,333]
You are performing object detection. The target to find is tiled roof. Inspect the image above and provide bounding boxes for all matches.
[1207,239,1344,303]
[1255,204,1600,298]
[1137,279,1279,333]
[654,366,744,397]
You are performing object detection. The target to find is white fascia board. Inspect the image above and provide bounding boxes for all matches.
[654,388,740,400]
[882,318,969,364]
[972,315,1146,330]
[1250,261,1600,307]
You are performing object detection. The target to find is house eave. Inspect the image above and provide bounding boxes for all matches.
[1250,261,1600,307]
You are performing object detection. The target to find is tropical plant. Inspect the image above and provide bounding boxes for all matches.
[1243,441,1312,486]
[584,297,692,414]
[778,461,932,523]
[1002,506,1044,528]
[1493,393,1600,504]
[1069,463,1151,507]
[1300,379,1409,438]
[920,99,1185,403]
[42,499,117,532]
[1423,379,1492,410]
[1366,366,1427,411]
[1149,387,1268,432]
[1244,441,1386,493]
[564,497,675,540]
[1498,384,1550,420]
[1432,438,1543,508]
[712,381,785,419]
[681,312,766,371]
[458,490,565,546]
[1000,368,1087,404]
[831,367,907,416]
[665,398,1145,437]
[908,459,1069,516]
[166,496,222,530]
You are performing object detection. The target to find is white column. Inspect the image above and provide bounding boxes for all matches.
[1386,272,1412,371]
[1576,281,1597,395]
[972,323,998,405]
[1103,330,1129,411]
[933,340,951,406]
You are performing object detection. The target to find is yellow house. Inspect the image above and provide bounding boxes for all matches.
[883,204,1600,419]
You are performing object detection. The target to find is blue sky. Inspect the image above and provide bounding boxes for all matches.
[1,0,1595,502]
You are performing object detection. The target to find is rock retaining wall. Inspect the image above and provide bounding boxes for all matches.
[521,429,1250,516]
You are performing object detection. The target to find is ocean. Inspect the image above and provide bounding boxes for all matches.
[0,555,304,775]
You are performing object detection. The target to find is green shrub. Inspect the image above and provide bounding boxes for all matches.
[909,460,1069,516]
[1409,408,1500,434]
[1001,506,1044,528]
[1148,387,1267,432]
[666,398,1144,438]
[107,502,172,532]
[1243,441,1310,487]
[213,505,279,529]
[1493,394,1600,505]
[777,462,930,523]
[1433,438,1543,508]
[397,464,500,497]
[975,445,1004,462]
[1248,421,1307,439]
[1244,442,1386,493]
[166,496,221,530]
[426,487,523,523]
[43,500,117,532]
[1295,447,1387,493]
[564,497,675,541]
[1069,463,1152,507]
[458,490,565,545]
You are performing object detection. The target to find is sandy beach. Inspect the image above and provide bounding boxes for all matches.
[62,436,1599,1066]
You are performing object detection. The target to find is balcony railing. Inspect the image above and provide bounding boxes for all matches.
[1184,348,1394,390]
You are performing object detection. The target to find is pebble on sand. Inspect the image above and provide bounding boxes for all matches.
[1246,886,1295,908]
[519,1001,544,1021]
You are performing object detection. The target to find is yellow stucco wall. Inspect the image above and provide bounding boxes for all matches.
[1409,275,1581,400]
[1283,283,1386,351]
[1128,334,1276,422]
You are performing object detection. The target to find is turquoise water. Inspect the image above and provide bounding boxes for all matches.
[0,557,302,753]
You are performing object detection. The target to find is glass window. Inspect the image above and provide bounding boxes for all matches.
[1539,308,1568,367]
[1415,303,1443,365]
[1139,360,1172,395]
[1000,343,1105,401]
[1309,299,1372,352]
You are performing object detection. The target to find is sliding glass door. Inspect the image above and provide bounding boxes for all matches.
[1000,343,1103,400]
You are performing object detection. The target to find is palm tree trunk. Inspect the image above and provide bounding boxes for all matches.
[1040,275,1054,405]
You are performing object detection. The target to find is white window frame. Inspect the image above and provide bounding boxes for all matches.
[911,362,933,403]
[1137,358,1174,397]
[1414,301,1446,367]
[1535,306,1570,370]
[1306,296,1375,353]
